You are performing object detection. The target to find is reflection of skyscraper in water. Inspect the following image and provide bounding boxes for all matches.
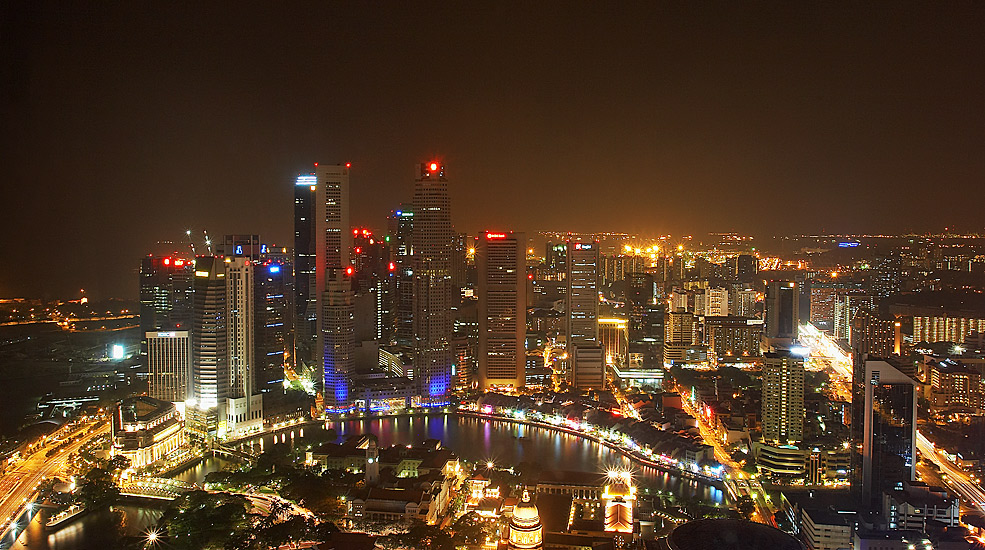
[412,162,454,400]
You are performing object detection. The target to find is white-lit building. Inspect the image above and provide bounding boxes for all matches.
[111,396,185,469]
[146,330,190,403]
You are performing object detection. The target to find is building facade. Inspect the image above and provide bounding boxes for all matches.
[477,231,527,390]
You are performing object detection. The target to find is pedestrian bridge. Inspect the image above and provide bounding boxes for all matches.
[119,477,197,500]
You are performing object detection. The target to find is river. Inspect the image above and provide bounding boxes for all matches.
[11,413,723,549]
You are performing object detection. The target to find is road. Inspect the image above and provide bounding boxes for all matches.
[674,385,775,525]
[916,432,985,517]
[0,420,110,539]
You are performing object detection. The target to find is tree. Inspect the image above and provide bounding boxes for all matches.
[107,454,131,474]
[77,467,119,509]
[736,495,756,520]
[451,512,488,548]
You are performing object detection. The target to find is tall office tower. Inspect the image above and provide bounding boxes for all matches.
[477,231,527,390]
[146,330,191,403]
[256,258,293,394]
[850,357,917,510]
[451,232,469,291]
[598,318,629,366]
[731,288,758,318]
[704,287,729,317]
[872,254,904,298]
[625,272,654,340]
[834,294,876,340]
[389,205,415,346]
[566,240,604,389]
[735,254,758,283]
[663,309,695,364]
[139,256,194,359]
[223,257,263,435]
[766,280,800,342]
[544,241,567,281]
[761,350,805,445]
[315,163,354,412]
[294,173,318,369]
[412,162,454,399]
[851,308,898,358]
[188,256,226,439]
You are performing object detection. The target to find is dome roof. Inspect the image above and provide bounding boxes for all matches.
[511,490,541,527]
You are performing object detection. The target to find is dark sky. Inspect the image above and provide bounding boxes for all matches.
[2,2,983,300]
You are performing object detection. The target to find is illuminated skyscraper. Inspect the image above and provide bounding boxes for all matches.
[188,256,226,439]
[146,330,190,403]
[566,239,604,389]
[139,255,194,362]
[315,163,354,412]
[223,256,264,435]
[477,231,526,390]
[412,161,454,399]
[761,350,805,444]
[294,174,318,369]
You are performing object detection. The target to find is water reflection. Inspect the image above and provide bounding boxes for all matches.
[330,414,723,504]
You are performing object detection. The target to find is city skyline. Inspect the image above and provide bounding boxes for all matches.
[2,3,985,300]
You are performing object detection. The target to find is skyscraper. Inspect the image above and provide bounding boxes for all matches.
[139,255,193,361]
[223,256,263,435]
[566,239,604,389]
[314,163,354,412]
[389,205,415,347]
[766,280,800,342]
[294,173,318,370]
[412,162,454,399]
[146,330,190,403]
[188,256,226,439]
[761,350,805,445]
[256,257,293,394]
[851,357,917,510]
[477,231,526,390]
[663,309,695,364]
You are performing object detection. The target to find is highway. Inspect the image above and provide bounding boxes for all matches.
[0,420,110,541]
[916,432,985,517]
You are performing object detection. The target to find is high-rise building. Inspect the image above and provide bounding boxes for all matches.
[315,163,354,412]
[256,257,293,394]
[223,256,264,436]
[850,308,898,358]
[731,287,758,318]
[850,357,917,510]
[188,256,226,439]
[389,205,415,346]
[766,280,800,342]
[761,350,805,445]
[704,287,729,317]
[412,162,454,400]
[626,272,654,338]
[566,240,604,389]
[704,316,763,362]
[139,255,194,360]
[598,318,629,366]
[477,231,526,390]
[663,309,695,364]
[146,330,190,403]
[294,174,318,370]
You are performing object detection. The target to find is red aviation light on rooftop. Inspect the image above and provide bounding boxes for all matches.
[345,162,351,168]
[353,229,359,235]
[314,162,318,166]
[389,262,396,271]
[345,266,354,276]
[486,233,507,240]
[163,258,171,265]
[429,162,438,171]
[174,260,185,267]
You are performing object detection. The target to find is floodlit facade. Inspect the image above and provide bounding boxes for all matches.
[761,350,805,444]
[146,330,190,403]
[477,231,526,390]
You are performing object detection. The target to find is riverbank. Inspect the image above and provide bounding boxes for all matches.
[455,410,724,488]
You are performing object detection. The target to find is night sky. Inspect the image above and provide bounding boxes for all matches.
[2,3,983,300]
